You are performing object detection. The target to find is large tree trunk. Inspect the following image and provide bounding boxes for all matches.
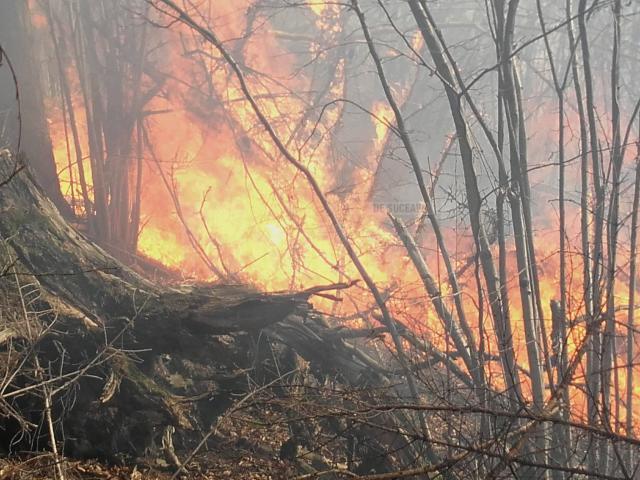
[0,3,69,215]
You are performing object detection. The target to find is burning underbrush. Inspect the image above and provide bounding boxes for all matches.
[1,0,640,477]
[37,0,640,427]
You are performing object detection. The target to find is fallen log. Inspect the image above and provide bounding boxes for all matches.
[0,149,432,473]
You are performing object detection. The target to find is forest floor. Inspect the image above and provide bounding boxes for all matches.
[0,453,294,480]
[0,407,300,479]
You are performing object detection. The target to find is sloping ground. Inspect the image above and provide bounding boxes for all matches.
[0,149,458,478]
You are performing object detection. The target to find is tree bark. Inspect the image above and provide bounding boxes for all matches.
[0,1,69,215]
